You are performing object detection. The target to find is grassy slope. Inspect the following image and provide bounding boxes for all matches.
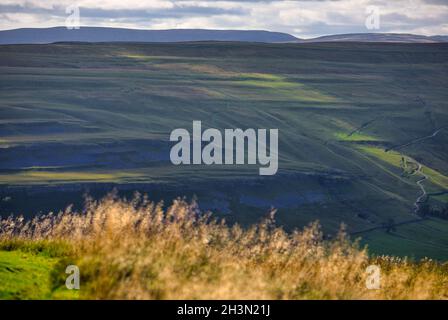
[0,248,78,299]
[360,218,448,260]
[0,250,56,299]
[0,42,447,259]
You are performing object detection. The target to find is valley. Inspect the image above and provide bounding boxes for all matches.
[0,42,447,259]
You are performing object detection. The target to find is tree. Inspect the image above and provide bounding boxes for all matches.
[417,202,431,217]
[383,218,396,233]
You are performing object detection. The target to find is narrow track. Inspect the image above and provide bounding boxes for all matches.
[413,163,428,214]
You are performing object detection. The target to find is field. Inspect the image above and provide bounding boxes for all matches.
[0,42,448,260]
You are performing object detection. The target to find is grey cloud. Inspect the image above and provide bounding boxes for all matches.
[0,3,248,19]
[421,0,448,5]
[80,6,248,19]
[0,0,446,36]
[0,3,60,15]
[381,12,448,29]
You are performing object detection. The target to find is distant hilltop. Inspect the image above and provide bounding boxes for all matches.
[0,27,296,44]
[0,26,447,44]
[304,33,448,43]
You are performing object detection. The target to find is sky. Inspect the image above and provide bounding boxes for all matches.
[0,0,447,38]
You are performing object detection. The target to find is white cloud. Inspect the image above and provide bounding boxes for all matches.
[0,0,447,37]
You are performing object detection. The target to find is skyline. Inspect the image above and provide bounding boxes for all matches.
[0,0,447,38]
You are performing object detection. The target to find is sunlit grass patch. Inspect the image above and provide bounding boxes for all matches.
[0,250,55,299]
[0,238,78,300]
[233,79,297,89]
[0,139,12,149]
[0,250,74,299]
[226,78,336,102]
[115,59,337,103]
[93,56,337,103]
[358,146,408,168]
[155,63,229,75]
[335,132,379,141]
[120,54,194,62]
[237,72,284,81]
[421,166,448,190]
[121,54,156,61]
[0,170,143,184]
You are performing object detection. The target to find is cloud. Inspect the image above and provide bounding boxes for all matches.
[0,0,447,37]
[421,0,448,5]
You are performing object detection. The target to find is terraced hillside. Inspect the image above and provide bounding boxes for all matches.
[0,42,447,259]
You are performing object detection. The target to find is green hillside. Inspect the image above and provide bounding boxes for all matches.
[0,42,447,259]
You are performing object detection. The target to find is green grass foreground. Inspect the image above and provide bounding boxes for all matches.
[0,249,78,299]
[0,194,447,300]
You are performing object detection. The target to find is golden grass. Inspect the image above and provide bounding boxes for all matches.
[1,193,447,300]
